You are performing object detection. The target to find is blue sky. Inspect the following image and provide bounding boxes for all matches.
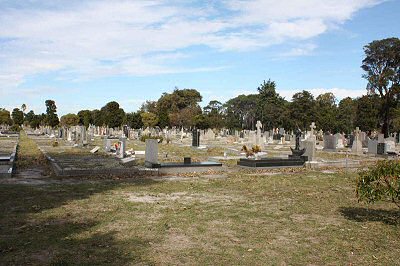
[0,0,399,115]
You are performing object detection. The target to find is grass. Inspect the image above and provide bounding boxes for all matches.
[1,169,399,265]
[2,132,398,265]
[15,131,49,170]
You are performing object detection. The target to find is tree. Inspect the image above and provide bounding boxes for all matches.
[361,38,400,137]
[155,88,203,128]
[100,101,125,128]
[289,90,316,130]
[77,110,92,128]
[21,104,27,113]
[315,93,338,132]
[257,79,288,130]
[126,111,143,129]
[354,95,380,132]
[60,113,80,127]
[171,106,201,128]
[224,94,260,129]
[11,108,24,126]
[336,97,357,133]
[0,108,12,125]
[141,112,158,128]
[91,109,104,127]
[45,100,59,128]
[203,100,225,129]
[193,114,210,129]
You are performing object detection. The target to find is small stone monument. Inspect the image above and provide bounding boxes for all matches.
[118,136,127,159]
[309,122,316,140]
[105,138,111,152]
[256,120,262,146]
[145,139,159,167]
[192,128,200,147]
[352,127,363,154]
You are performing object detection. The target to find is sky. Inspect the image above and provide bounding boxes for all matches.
[0,0,399,116]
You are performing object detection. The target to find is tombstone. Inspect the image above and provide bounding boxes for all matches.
[256,121,262,146]
[323,135,336,151]
[145,139,158,167]
[309,122,316,138]
[352,127,363,154]
[367,139,378,155]
[90,146,100,154]
[123,125,129,138]
[377,143,387,155]
[335,133,344,149]
[385,139,396,153]
[301,139,315,161]
[378,134,385,143]
[118,136,127,159]
[192,128,200,147]
[105,138,112,152]
[205,129,215,140]
[249,131,256,145]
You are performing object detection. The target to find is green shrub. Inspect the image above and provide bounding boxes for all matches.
[9,125,21,132]
[356,160,400,208]
[140,134,163,143]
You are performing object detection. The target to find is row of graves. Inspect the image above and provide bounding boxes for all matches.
[0,129,19,177]
[26,122,400,176]
[26,128,149,177]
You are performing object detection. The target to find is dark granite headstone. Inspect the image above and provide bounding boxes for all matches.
[123,125,129,138]
[192,129,200,147]
[348,135,354,147]
[377,143,386,155]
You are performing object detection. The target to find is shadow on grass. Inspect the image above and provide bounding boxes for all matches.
[339,207,400,226]
[0,179,158,265]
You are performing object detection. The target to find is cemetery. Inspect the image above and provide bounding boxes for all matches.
[1,115,400,264]
[0,2,400,264]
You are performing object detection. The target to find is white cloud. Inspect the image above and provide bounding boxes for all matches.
[0,0,383,91]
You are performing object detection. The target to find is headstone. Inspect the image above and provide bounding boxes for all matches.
[335,133,344,149]
[192,128,200,147]
[256,121,262,145]
[118,136,127,159]
[105,139,111,152]
[145,139,158,167]
[301,139,315,161]
[385,140,396,153]
[378,134,385,143]
[377,143,386,155]
[352,127,363,154]
[367,139,378,155]
[90,146,100,154]
[309,122,316,137]
[323,135,336,151]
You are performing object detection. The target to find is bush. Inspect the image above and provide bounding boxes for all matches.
[356,160,400,208]
[140,134,163,143]
[9,125,21,132]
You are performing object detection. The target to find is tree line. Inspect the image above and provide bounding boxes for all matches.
[1,38,399,136]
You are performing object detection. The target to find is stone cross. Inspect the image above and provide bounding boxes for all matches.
[310,122,316,136]
[256,120,262,145]
[354,127,361,137]
[256,121,262,131]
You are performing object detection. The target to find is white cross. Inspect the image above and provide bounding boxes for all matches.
[256,121,262,130]
[310,122,316,135]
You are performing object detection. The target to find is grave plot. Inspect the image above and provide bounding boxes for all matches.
[0,134,19,177]
[29,135,152,177]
